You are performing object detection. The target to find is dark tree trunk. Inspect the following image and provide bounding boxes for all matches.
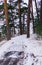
[18,0,22,35]
[23,13,25,34]
[27,0,32,38]
[40,0,42,26]
[0,33,2,41]
[4,0,11,40]
[27,1,30,38]
[35,0,39,21]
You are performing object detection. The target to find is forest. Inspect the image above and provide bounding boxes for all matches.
[0,0,42,40]
[0,0,42,65]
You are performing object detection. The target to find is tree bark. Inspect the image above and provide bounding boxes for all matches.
[4,0,11,40]
[18,0,22,35]
[35,0,39,21]
[40,0,42,26]
[27,0,32,38]
[0,33,2,41]
[23,13,25,34]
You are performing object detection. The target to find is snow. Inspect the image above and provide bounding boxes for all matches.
[0,34,42,65]
[0,20,4,26]
[0,23,42,65]
[0,40,7,46]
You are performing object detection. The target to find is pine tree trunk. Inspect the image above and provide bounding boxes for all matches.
[35,0,39,21]
[0,33,2,41]
[4,0,11,40]
[40,0,42,26]
[27,0,32,38]
[23,13,25,34]
[18,0,22,35]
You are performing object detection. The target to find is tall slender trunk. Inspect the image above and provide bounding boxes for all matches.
[27,0,32,38]
[35,0,39,21]
[4,0,11,40]
[0,33,2,41]
[18,0,22,35]
[40,0,42,26]
[23,13,25,34]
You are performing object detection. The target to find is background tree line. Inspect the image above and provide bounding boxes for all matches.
[0,0,42,40]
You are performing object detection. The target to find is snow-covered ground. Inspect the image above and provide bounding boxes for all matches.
[0,23,42,65]
[0,34,42,65]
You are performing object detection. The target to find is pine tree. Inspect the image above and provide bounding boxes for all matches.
[9,0,16,34]
[18,0,22,35]
[40,0,42,26]
[4,0,11,40]
[35,0,39,21]
[27,0,31,37]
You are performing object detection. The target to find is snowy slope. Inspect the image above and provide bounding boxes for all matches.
[0,34,42,65]
[0,22,42,65]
